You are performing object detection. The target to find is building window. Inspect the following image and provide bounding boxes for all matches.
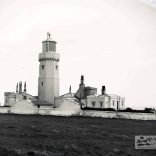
[56,65,58,70]
[112,100,115,106]
[6,99,7,104]
[41,82,43,86]
[122,101,124,106]
[92,101,95,108]
[100,101,103,108]
[37,105,40,108]
[117,101,119,110]
[42,65,44,69]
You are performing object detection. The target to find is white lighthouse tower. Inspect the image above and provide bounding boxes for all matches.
[38,33,60,105]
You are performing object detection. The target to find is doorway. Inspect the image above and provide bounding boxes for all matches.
[117,101,119,110]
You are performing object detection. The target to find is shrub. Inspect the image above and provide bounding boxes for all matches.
[82,107,115,111]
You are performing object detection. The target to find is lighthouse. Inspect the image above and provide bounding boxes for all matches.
[38,33,60,105]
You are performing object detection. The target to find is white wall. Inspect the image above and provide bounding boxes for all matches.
[55,97,63,108]
[0,107,10,113]
[80,110,156,120]
[10,100,38,114]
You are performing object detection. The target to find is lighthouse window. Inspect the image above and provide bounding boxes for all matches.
[100,101,103,108]
[42,65,44,69]
[41,82,43,86]
[56,65,58,70]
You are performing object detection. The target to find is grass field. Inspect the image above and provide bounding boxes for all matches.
[0,114,156,156]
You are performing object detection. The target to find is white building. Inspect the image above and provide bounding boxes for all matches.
[75,76,125,110]
[3,33,125,114]
[4,82,37,106]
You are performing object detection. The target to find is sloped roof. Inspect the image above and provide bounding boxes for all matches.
[12,99,33,105]
[98,94,109,97]
[20,92,37,98]
[59,93,75,98]
[108,94,119,97]
[4,92,13,96]
[4,92,37,98]
[107,94,125,99]
[86,94,100,98]
[85,86,97,90]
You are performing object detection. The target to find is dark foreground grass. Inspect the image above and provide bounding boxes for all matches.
[0,114,156,156]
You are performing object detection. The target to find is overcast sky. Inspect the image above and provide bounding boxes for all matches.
[0,0,156,109]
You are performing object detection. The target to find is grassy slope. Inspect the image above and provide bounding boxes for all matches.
[0,114,156,156]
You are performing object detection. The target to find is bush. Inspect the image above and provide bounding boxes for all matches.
[119,107,154,113]
[144,108,155,113]
[81,107,116,111]
[125,107,133,112]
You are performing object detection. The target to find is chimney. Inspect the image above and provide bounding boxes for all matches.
[69,85,71,93]
[80,75,84,85]
[102,86,106,95]
[19,81,22,94]
[16,83,18,93]
[24,82,27,92]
